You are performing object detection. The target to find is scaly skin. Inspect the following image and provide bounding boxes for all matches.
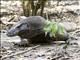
[6,16,69,46]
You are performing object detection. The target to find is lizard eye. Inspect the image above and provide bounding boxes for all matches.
[17,25,21,28]
[17,23,24,28]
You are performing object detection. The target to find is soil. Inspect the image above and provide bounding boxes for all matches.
[0,1,80,60]
[1,19,80,60]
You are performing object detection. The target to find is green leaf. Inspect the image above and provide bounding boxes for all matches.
[58,25,65,36]
[43,20,66,38]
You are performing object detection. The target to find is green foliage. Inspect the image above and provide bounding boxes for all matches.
[43,20,65,38]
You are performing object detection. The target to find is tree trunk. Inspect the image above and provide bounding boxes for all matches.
[21,0,47,16]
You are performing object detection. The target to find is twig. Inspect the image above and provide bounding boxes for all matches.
[51,55,62,60]
[8,16,15,22]
[1,45,40,60]
[2,21,16,25]
[46,12,49,21]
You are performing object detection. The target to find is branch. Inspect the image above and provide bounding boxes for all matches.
[1,21,16,25]
[1,45,40,60]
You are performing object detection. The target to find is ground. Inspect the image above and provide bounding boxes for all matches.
[0,0,80,60]
[1,17,80,60]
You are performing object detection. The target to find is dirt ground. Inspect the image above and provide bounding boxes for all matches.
[0,1,80,60]
[0,16,80,60]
